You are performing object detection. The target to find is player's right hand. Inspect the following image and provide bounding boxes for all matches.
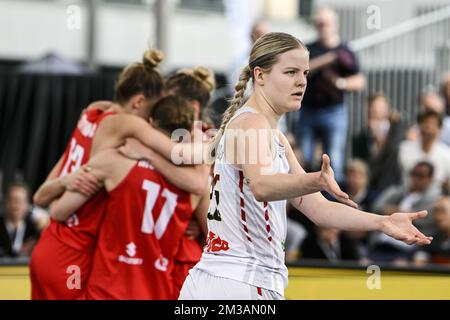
[319,154,358,208]
[62,166,101,197]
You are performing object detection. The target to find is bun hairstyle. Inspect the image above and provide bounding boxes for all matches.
[142,49,164,70]
[165,66,215,109]
[191,66,216,92]
[114,49,165,104]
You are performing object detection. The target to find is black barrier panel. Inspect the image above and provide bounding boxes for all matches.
[0,72,116,193]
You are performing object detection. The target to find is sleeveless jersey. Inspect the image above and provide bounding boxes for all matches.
[87,160,193,299]
[47,108,115,252]
[194,106,290,296]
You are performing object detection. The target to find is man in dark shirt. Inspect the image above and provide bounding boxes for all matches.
[0,182,40,257]
[295,7,365,182]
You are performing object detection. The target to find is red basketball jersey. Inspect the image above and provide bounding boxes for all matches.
[47,108,115,252]
[30,108,115,300]
[86,160,193,300]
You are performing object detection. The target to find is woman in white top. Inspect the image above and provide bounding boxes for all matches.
[179,32,433,300]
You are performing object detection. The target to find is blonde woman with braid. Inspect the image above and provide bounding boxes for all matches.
[179,32,433,300]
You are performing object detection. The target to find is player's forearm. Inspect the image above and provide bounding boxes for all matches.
[248,172,323,202]
[33,178,65,208]
[126,120,205,165]
[301,196,384,232]
[148,152,209,195]
[49,191,88,222]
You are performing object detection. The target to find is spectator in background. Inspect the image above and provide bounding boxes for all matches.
[420,89,446,114]
[353,92,405,192]
[0,182,40,257]
[439,73,450,146]
[399,110,450,190]
[369,162,440,265]
[372,162,441,236]
[325,159,378,261]
[414,196,450,266]
[440,72,450,116]
[406,89,448,143]
[299,226,360,263]
[228,19,269,86]
[285,218,308,263]
[295,7,365,183]
[341,159,378,212]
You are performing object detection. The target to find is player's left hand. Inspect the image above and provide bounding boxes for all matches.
[379,211,433,246]
[119,138,151,161]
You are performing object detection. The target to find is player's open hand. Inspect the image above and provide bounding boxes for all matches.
[380,211,433,246]
[319,154,358,208]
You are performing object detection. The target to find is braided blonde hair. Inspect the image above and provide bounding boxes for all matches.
[207,32,306,161]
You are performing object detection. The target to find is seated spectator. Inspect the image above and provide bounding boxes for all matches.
[406,89,449,145]
[285,217,308,263]
[341,159,379,211]
[340,159,379,260]
[440,72,450,116]
[0,182,40,257]
[372,162,441,235]
[439,73,450,146]
[353,92,405,191]
[414,196,450,266]
[299,226,360,263]
[399,109,450,189]
[369,162,440,265]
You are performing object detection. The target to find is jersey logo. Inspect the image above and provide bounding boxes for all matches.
[65,213,79,227]
[154,254,169,272]
[205,231,229,253]
[118,242,143,265]
[126,242,137,257]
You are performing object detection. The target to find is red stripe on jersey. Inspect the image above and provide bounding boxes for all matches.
[238,171,252,242]
[263,202,272,242]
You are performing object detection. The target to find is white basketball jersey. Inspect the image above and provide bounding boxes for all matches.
[194,106,290,296]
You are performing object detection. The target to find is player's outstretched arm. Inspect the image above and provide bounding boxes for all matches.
[283,136,432,246]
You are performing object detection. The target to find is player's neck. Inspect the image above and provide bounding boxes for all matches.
[108,103,126,114]
[247,93,280,129]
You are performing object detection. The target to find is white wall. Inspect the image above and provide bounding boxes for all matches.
[0,0,314,72]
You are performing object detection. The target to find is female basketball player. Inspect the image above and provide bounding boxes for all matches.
[30,50,208,299]
[117,66,216,297]
[179,32,433,300]
[49,96,209,299]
